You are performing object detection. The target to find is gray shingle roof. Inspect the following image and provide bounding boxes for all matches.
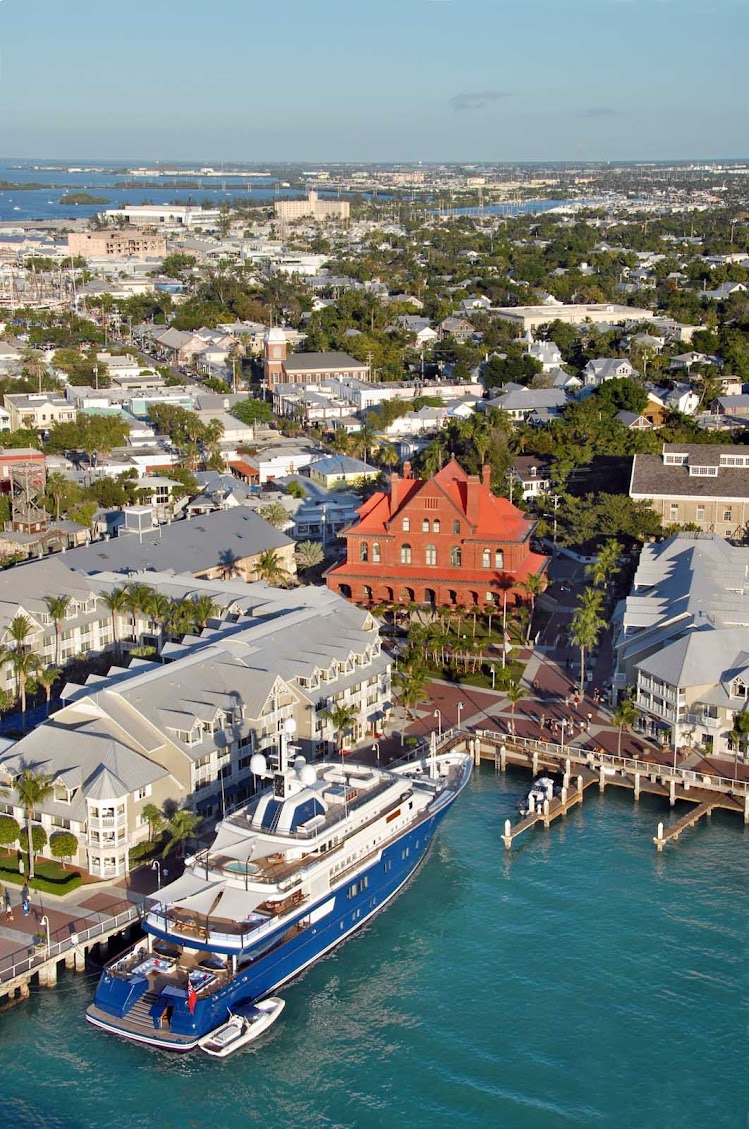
[64,508,292,576]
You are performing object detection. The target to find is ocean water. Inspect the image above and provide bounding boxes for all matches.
[0,765,745,1129]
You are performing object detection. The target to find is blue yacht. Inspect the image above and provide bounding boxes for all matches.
[86,725,472,1050]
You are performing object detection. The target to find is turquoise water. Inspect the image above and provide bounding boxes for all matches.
[0,765,746,1129]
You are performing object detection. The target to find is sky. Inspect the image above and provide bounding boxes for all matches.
[0,0,747,163]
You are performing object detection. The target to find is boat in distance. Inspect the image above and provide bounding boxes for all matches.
[86,724,472,1051]
[198,997,285,1057]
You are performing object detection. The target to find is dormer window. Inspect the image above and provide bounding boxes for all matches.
[402,517,410,532]
[731,678,747,699]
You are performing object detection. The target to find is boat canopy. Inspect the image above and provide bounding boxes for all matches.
[157,872,223,907]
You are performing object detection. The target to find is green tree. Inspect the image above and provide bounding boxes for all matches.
[161,808,201,858]
[260,502,290,529]
[49,830,79,869]
[393,661,430,718]
[101,587,129,659]
[190,594,219,630]
[36,667,60,716]
[14,768,54,879]
[0,813,20,847]
[255,549,289,586]
[44,595,71,667]
[232,399,273,426]
[295,541,324,572]
[612,696,638,757]
[11,650,41,731]
[569,590,605,694]
[141,802,165,842]
[320,703,359,753]
[7,613,32,652]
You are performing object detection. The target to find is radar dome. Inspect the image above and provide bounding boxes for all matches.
[249,754,267,776]
[299,765,317,787]
[293,755,307,772]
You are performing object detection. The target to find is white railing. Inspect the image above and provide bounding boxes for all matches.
[0,902,144,986]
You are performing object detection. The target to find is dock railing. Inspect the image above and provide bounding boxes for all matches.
[474,730,749,799]
[0,899,144,986]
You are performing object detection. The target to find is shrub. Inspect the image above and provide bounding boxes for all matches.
[30,824,47,854]
[0,814,20,847]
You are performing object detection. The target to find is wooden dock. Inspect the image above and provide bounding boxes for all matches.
[652,802,716,851]
[500,770,597,849]
[451,731,749,853]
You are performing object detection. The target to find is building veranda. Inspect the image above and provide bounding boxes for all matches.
[326,458,548,609]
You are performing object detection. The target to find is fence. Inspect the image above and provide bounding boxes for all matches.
[0,899,144,986]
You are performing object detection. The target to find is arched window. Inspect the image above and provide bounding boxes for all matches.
[452,520,461,534]
[372,542,381,563]
[401,544,412,564]
[485,592,496,603]
[433,519,440,534]
[425,544,437,566]
[422,518,430,533]
[495,549,504,569]
[482,548,491,568]
[450,546,462,568]
[360,542,369,562]
[402,517,410,532]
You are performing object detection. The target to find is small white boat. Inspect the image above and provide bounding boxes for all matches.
[518,775,559,816]
[198,997,285,1057]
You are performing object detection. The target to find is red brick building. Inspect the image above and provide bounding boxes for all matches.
[326,458,548,608]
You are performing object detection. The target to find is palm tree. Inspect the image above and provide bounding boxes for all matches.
[569,590,605,694]
[260,502,290,530]
[350,423,378,465]
[11,651,41,732]
[255,549,289,587]
[729,709,749,777]
[190,594,219,630]
[522,573,546,642]
[377,444,399,471]
[585,539,622,595]
[14,768,54,880]
[45,471,72,522]
[124,583,155,645]
[295,541,324,572]
[7,613,32,653]
[612,697,638,757]
[101,587,129,659]
[161,808,200,858]
[36,667,60,717]
[506,682,528,736]
[141,802,164,843]
[145,592,171,647]
[44,595,71,667]
[393,661,430,718]
[320,703,359,753]
[164,598,198,641]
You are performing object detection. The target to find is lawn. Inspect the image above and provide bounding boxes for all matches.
[0,852,83,895]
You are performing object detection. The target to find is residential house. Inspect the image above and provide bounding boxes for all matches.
[483,387,566,423]
[528,340,563,372]
[583,358,636,387]
[307,456,380,490]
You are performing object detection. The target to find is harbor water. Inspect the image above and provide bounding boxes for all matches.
[0,764,745,1129]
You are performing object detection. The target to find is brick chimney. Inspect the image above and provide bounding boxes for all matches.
[390,471,399,510]
[465,476,480,526]
[403,461,413,479]
[481,464,491,488]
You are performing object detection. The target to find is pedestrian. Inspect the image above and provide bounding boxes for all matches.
[573,692,580,709]
[532,678,540,692]
[3,885,12,921]
[540,713,546,730]
[21,882,30,916]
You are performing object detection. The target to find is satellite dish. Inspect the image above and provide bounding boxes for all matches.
[299,765,317,788]
[250,754,267,776]
[293,755,307,773]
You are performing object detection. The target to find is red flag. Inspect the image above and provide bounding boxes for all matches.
[187,980,197,1015]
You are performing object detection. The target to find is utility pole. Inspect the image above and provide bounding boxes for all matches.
[551,494,560,545]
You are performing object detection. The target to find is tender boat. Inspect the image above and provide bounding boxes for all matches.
[518,775,559,816]
[86,724,472,1051]
[199,997,285,1057]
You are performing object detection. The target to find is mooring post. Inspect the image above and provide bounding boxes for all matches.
[561,786,568,804]
[532,750,539,775]
[18,979,30,999]
[634,772,641,800]
[599,765,606,793]
[500,744,507,772]
[502,819,512,850]
[669,777,676,807]
[744,792,749,824]
[74,947,86,973]
[577,774,583,798]
[656,821,664,851]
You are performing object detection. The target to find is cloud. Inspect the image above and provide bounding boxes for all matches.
[449,91,512,113]
[579,106,618,118]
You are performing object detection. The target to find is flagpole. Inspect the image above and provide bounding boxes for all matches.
[502,589,507,670]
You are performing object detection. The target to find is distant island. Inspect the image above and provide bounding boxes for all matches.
[0,181,48,190]
[59,193,110,205]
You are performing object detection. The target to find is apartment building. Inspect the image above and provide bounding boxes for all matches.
[274,191,350,223]
[4,392,77,432]
[630,442,749,539]
[0,586,391,878]
[612,533,749,754]
[68,230,167,260]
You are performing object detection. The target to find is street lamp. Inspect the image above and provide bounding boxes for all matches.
[559,718,568,751]
[457,702,464,730]
[433,709,442,740]
[40,914,50,955]
[371,741,380,765]
[151,859,162,890]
